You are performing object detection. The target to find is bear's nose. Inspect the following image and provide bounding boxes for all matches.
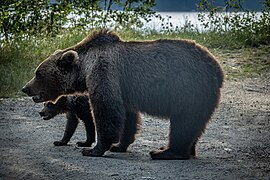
[22,86,29,94]
[39,111,44,116]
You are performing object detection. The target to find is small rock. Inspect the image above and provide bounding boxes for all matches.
[224,148,232,152]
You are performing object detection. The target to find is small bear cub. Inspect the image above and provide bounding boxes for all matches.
[39,95,95,147]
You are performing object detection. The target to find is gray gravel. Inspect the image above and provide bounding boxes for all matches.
[0,77,269,180]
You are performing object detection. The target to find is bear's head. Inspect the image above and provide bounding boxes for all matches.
[39,96,67,120]
[22,50,81,103]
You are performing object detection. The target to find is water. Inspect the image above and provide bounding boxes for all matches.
[144,12,201,31]
[143,11,263,32]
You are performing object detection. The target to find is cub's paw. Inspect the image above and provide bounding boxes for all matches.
[53,141,67,146]
[76,141,93,147]
[110,145,128,152]
[81,148,104,157]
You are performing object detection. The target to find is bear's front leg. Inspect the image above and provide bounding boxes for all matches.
[81,101,125,156]
[110,111,140,152]
[82,80,126,157]
[81,141,113,156]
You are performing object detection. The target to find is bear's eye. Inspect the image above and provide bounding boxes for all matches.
[36,72,41,79]
[35,72,43,79]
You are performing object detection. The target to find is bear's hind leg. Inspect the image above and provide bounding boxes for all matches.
[150,113,204,160]
[110,111,140,152]
[158,141,196,156]
[191,141,197,157]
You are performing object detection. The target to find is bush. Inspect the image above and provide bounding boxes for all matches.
[0,0,157,42]
[197,0,270,47]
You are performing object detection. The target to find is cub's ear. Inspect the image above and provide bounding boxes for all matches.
[57,50,79,71]
[56,96,67,106]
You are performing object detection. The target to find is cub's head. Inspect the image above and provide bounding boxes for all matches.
[22,50,80,103]
[39,96,67,120]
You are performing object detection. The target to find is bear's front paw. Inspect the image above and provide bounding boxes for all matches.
[76,141,93,147]
[159,146,167,151]
[53,141,67,146]
[81,148,104,157]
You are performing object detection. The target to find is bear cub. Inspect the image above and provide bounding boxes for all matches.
[39,95,95,147]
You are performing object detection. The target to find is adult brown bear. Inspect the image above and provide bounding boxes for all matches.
[39,95,95,147]
[22,29,224,160]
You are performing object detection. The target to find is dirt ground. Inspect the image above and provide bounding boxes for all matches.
[0,74,269,179]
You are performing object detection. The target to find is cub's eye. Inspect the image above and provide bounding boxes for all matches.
[47,102,53,108]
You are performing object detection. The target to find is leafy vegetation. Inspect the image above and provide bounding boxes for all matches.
[0,0,157,42]
[197,0,270,46]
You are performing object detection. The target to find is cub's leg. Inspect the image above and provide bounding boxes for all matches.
[77,114,96,147]
[54,113,79,146]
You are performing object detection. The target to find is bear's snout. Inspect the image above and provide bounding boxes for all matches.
[39,111,45,116]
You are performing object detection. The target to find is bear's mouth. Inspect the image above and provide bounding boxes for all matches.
[32,92,44,103]
[39,112,53,120]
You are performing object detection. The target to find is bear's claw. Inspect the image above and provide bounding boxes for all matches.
[150,149,190,160]
[82,148,104,157]
[76,141,93,147]
[110,145,128,152]
[53,141,67,146]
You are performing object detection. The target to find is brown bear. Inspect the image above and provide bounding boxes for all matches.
[22,29,224,160]
[39,95,95,147]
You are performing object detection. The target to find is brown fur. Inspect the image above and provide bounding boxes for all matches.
[22,29,224,160]
[74,29,121,52]
[39,95,95,147]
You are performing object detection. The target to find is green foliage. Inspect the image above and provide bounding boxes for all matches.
[197,0,270,46]
[0,0,157,42]
[1,0,47,41]
[0,28,90,97]
[0,0,76,42]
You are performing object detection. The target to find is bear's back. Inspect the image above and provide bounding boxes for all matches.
[116,39,223,116]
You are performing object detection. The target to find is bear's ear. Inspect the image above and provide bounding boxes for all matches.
[57,50,79,71]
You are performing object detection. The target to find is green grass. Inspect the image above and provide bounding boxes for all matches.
[0,29,269,98]
[0,30,91,98]
[213,45,270,80]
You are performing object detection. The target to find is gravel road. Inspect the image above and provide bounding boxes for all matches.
[0,76,269,180]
